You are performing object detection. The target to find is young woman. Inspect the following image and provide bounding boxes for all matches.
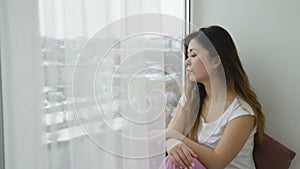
[164,26,265,169]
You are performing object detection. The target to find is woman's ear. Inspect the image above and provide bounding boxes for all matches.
[212,55,221,69]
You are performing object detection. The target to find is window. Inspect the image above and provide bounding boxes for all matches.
[1,0,190,168]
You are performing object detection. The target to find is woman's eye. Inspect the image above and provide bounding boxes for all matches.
[191,54,196,57]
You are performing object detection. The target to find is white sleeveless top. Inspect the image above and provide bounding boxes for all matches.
[179,95,256,169]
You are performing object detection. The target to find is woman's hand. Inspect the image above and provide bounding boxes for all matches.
[166,138,197,168]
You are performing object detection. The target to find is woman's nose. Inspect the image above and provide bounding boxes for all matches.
[185,57,190,66]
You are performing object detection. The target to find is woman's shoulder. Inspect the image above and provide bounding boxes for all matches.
[226,97,255,122]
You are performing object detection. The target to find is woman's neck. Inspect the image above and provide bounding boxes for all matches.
[200,77,236,122]
[202,77,235,103]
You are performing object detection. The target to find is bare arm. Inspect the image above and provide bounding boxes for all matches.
[167,102,187,134]
[181,115,255,169]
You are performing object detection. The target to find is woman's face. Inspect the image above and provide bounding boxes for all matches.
[185,38,213,82]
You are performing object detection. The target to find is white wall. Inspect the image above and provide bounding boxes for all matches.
[192,0,300,168]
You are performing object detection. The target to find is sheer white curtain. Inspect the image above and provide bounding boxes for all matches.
[1,0,186,169]
[1,0,45,168]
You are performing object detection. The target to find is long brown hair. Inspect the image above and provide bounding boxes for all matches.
[183,26,265,144]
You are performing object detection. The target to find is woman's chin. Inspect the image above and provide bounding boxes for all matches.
[188,74,197,82]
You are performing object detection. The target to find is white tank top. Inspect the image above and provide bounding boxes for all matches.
[179,94,256,169]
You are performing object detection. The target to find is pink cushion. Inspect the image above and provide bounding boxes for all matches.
[253,134,296,169]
